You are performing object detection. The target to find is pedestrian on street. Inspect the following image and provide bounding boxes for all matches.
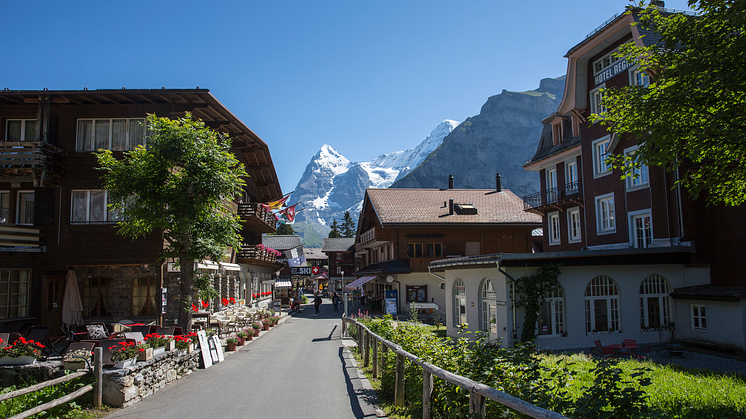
[332,293,340,314]
[314,293,322,316]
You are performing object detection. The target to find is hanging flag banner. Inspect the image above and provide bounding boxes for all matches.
[285,246,306,267]
[284,204,297,223]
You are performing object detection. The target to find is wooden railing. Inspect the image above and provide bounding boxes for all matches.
[237,203,277,233]
[355,227,389,251]
[0,225,42,249]
[236,244,277,264]
[342,318,569,419]
[0,348,103,419]
[0,141,64,171]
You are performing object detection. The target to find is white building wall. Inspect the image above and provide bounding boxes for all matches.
[390,272,447,316]
[673,299,746,350]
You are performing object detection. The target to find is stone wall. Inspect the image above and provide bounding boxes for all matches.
[0,361,63,388]
[102,350,200,407]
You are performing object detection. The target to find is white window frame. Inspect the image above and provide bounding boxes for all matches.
[585,275,621,334]
[546,168,558,204]
[567,207,582,243]
[75,118,146,152]
[639,275,671,329]
[592,135,611,177]
[16,191,34,225]
[565,160,578,195]
[590,84,606,116]
[6,119,38,142]
[71,190,120,224]
[691,304,707,330]
[629,209,652,248]
[453,278,467,325]
[480,279,497,337]
[629,66,650,87]
[624,145,649,190]
[0,269,31,319]
[0,191,9,224]
[593,48,621,74]
[538,286,565,336]
[552,122,563,145]
[548,211,560,245]
[595,193,616,234]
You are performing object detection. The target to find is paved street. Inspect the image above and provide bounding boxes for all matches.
[106,299,381,419]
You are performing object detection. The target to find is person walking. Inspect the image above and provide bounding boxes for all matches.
[313,293,322,316]
[332,293,340,314]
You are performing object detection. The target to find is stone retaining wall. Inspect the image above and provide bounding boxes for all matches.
[0,361,63,388]
[102,350,200,407]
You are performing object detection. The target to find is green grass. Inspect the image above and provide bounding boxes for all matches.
[0,375,112,419]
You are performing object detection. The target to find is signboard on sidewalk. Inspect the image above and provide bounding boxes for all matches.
[196,331,212,369]
[385,299,397,315]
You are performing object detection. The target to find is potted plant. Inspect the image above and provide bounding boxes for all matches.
[186,332,199,353]
[0,337,45,365]
[136,343,153,361]
[251,323,261,336]
[262,320,270,331]
[63,348,92,371]
[236,331,248,345]
[174,335,192,356]
[109,341,140,369]
[667,343,685,357]
[225,335,239,351]
[243,328,253,341]
[144,333,172,355]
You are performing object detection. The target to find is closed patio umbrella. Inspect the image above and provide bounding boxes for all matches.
[62,269,84,327]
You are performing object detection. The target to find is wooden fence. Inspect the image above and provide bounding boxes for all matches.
[0,348,103,419]
[342,318,569,419]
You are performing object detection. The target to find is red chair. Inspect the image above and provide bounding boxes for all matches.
[592,340,603,355]
[601,346,616,357]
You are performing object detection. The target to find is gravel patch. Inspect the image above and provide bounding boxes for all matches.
[647,350,746,376]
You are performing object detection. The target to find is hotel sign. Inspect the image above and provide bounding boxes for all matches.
[594,58,630,86]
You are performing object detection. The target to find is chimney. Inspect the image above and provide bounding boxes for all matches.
[449,199,454,215]
[650,0,665,7]
[448,174,454,189]
[496,173,502,192]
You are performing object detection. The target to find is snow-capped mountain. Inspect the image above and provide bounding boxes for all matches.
[288,120,459,246]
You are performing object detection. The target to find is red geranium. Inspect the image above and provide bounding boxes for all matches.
[201,300,209,308]
[192,303,198,312]
[221,298,229,306]
[230,297,236,304]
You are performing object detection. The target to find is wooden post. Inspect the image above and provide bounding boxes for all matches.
[423,369,433,419]
[342,319,347,337]
[381,344,387,372]
[93,347,103,408]
[469,391,485,418]
[371,338,378,379]
[363,330,370,367]
[395,353,405,407]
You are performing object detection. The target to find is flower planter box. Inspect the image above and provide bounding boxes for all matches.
[165,340,176,351]
[153,347,166,356]
[187,343,195,354]
[137,347,154,361]
[113,358,136,369]
[0,356,36,366]
[64,360,88,371]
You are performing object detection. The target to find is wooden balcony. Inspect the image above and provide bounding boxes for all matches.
[355,227,390,252]
[0,142,64,187]
[236,244,278,267]
[523,181,583,215]
[0,225,43,251]
[237,203,277,234]
[408,257,442,272]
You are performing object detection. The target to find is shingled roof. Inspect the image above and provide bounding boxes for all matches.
[524,119,582,167]
[322,238,356,252]
[365,188,541,227]
[262,235,302,251]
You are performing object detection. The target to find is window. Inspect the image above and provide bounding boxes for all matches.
[590,85,606,115]
[6,120,38,142]
[538,286,565,336]
[406,243,423,257]
[16,191,34,225]
[0,269,30,319]
[567,207,581,243]
[336,266,341,274]
[552,122,563,145]
[630,211,652,248]
[640,275,671,329]
[595,194,615,233]
[624,146,649,189]
[480,279,497,335]
[132,277,157,316]
[0,191,9,224]
[406,285,427,303]
[453,279,467,325]
[548,212,560,245]
[593,48,621,74]
[546,168,558,203]
[691,304,707,330]
[336,253,342,262]
[426,243,443,257]
[592,136,611,176]
[565,161,578,195]
[585,275,620,333]
[630,67,649,87]
[76,118,145,152]
[82,277,112,317]
[71,190,120,223]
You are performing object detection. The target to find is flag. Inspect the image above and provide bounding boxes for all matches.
[265,192,293,210]
[285,246,306,267]
[279,204,298,223]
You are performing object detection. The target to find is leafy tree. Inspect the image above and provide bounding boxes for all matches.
[97,113,247,331]
[512,264,562,342]
[342,211,356,238]
[328,219,342,238]
[274,223,295,235]
[592,1,746,206]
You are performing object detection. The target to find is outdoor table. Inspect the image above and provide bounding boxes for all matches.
[609,343,639,354]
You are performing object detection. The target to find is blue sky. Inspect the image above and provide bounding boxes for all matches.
[1,0,692,192]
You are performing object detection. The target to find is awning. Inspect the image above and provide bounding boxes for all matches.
[275,280,292,288]
[345,275,377,290]
[220,263,241,271]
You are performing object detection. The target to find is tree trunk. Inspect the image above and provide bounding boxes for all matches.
[178,254,194,332]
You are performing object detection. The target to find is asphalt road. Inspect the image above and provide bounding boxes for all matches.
[106,299,381,419]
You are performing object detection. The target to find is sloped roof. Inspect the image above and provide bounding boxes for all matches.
[322,238,356,252]
[671,285,746,302]
[355,259,412,276]
[303,247,328,261]
[524,121,582,167]
[365,188,541,226]
[262,235,302,251]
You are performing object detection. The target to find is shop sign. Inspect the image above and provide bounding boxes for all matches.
[291,266,313,275]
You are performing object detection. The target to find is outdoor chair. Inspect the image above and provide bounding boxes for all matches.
[85,323,109,340]
[25,326,49,343]
[130,325,153,336]
[155,327,176,336]
[64,341,96,355]
[601,347,616,357]
[592,340,603,355]
[123,332,145,344]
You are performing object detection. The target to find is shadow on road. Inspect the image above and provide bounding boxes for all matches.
[312,324,337,342]
[339,346,380,419]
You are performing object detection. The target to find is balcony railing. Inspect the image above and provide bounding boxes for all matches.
[0,225,42,251]
[236,244,277,265]
[523,181,583,211]
[355,227,390,252]
[237,203,277,234]
[0,141,64,187]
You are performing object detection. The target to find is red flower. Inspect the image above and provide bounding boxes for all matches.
[192,303,198,312]
[230,297,236,304]
[201,300,209,308]
[221,298,229,306]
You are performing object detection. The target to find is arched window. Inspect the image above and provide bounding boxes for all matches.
[453,279,467,325]
[584,276,620,334]
[82,277,112,317]
[639,274,671,329]
[480,279,496,334]
[132,276,158,316]
[538,285,565,336]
